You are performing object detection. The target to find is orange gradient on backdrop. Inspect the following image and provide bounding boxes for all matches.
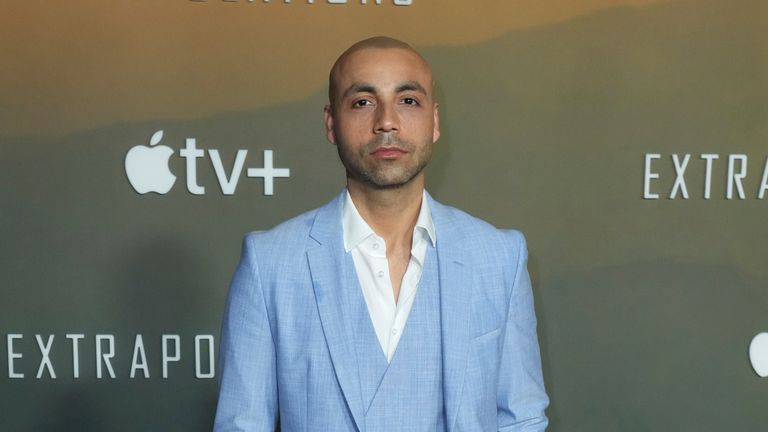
[0,0,673,136]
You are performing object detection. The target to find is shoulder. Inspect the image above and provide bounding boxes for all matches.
[431,198,530,302]
[430,198,527,256]
[238,203,325,274]
[243,207,317,251]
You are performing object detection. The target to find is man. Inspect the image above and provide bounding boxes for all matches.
[214,37,549,431]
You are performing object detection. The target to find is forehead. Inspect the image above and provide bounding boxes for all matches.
[333,47,433,94]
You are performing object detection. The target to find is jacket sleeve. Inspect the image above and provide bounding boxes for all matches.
[497,230,549,431]
[214,234,279,432]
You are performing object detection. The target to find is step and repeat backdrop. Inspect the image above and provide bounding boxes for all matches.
[2,0,767,430]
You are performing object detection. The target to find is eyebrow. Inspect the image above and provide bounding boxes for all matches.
[341,81,428,100]
[342,83,376,100]
[396,81,428,95]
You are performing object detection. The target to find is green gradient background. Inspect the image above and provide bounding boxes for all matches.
[2,0,767,430]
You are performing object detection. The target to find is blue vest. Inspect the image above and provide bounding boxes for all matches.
[351,244,446,432]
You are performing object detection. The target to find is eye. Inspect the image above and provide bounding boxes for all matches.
[402,97,419,106]
[353,99,372,108]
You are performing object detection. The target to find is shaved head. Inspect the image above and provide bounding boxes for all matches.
[322,36,440,191]
[328,36,434,108]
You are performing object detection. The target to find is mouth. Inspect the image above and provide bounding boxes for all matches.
[370,146,408,158]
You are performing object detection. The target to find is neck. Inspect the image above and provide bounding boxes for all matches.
[347,176,424,248]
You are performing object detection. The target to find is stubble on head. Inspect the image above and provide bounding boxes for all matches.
[327,36,435,111]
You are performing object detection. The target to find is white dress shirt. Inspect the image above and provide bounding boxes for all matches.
[342,189,436,363]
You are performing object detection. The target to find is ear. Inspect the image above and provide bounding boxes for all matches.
[432,103,441,143]
[324,104,336,145]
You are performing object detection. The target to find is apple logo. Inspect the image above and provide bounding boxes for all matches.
[749,332,768,377]
[125,130,176,194]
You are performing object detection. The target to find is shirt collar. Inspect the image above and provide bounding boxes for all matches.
[414,192,436,247]
[342,189,436,253]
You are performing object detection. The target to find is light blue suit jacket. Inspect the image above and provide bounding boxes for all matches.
[214,191,549,431]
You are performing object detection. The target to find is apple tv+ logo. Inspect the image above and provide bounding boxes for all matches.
[125,130,290,196]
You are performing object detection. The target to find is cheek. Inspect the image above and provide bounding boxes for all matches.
[335,117,370,140]
[403,111,435,130]
[409,122,436,144]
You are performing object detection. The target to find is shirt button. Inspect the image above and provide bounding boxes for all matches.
[372,242,379,250]
[377,270,385,278]
[391,328,398,335]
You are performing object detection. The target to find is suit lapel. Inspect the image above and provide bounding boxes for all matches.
[429,194,473,432]
[306,192,366,432]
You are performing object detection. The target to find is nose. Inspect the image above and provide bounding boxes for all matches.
[374,103,399,134]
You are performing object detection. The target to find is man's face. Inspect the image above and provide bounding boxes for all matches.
[325,47,440,189]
